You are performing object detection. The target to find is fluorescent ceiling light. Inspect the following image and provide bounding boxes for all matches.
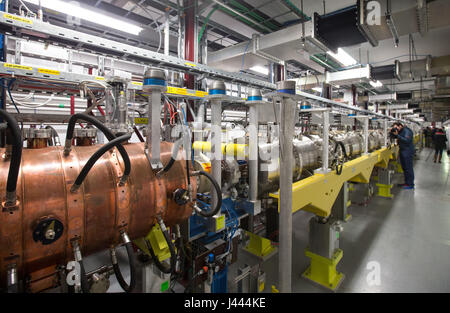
[23,0,143,35]
[312,87,322,93]
[249,65,269,76]
[370,80,383,88]
[327,48,357,67]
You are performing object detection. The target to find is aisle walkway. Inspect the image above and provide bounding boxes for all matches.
[239,148,450,292]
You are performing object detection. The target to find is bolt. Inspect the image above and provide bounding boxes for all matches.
[45,229,56,240]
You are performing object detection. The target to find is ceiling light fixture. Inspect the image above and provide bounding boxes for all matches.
[327,48,357,67]
[369,80,383,88]
[23,0,143,35]
[249,65,269,76]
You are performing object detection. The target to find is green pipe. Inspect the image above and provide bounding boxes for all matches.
[198,6,218,43]
[310,54,339,71]
[227,0,279,31]
[281,0,311,21]
[217,7,269,33]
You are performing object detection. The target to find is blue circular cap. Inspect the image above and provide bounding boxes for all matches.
[209,89,226,95]
[143,78,166,86]
[208,253,214,263]
[277,89,295,95]
[248,95,263,101]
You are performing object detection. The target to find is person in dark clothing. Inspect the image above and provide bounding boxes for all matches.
[391,122,415,189]
[433,128,447,163]
[431,126,437,147]
[424,127,432,148]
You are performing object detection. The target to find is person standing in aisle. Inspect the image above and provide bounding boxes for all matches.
[433,128,447,163]
[391,122,415,189]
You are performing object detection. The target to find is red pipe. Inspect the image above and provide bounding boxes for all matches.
[184,0,195,91]
[184,0,195,122]
[97,105,105,116]
[70,95,75,115]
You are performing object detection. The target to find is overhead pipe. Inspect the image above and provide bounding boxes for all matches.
[211,0,273,33]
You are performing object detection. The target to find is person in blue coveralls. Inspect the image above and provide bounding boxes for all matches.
[390,122,415,190]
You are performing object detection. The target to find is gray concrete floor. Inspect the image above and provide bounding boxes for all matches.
[231,148,450,293]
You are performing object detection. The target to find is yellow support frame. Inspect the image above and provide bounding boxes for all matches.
[243,231,277,260]
[376,183,394,198]
[269,146,397,217]
[302,248,344,291]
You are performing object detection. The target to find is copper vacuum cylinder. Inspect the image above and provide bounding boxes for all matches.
[0,142,196,292]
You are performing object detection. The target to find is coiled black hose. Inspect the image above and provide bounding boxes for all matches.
[111,242,137,293]
[144,238,171,274]
[195,170,222,217]
[333,141,347,175]
[0,109,22,205]
[71,133,131,192]
[64,113,130,184]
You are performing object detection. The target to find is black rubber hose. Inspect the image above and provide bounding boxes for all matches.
[65,113,130,180]
[71,133,131,192]
[0,109,22,197]
[112,242,137,293]
[45,125,60,146]
[133,126,145,143]
[176,236,185,276]
[78,259,90,293]
[144,238,171,274]
[161,227,177,275]
[196,170,222,217]
[157,158,176,176]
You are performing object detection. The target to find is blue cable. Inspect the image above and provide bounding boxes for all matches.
[240,41,251,73]
[181,107,188,125]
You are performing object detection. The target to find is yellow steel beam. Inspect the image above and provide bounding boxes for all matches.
[269,147,397,217]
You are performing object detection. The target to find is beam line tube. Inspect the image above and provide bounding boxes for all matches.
[279,97,295,293]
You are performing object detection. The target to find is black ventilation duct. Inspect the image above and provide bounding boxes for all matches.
[396,92,412,101]
[372,61,401,81]
[312,1,378,53]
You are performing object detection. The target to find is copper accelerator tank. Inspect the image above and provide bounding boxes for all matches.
[0,142,196,291]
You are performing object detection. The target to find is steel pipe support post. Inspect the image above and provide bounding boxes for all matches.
[276,81,296,293]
